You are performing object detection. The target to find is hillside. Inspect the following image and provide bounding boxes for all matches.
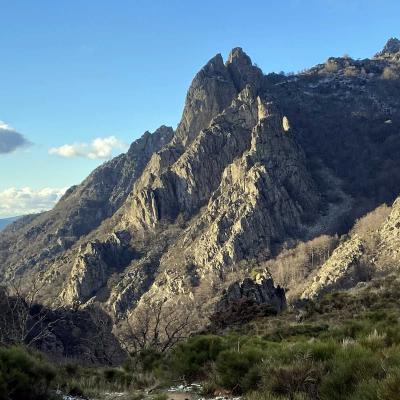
[1,38,400,340]
[0,216,21,232]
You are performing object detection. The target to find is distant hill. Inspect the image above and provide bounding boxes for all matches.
[0,216,21,231]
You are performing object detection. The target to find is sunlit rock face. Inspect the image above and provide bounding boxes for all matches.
[2,39,400,332]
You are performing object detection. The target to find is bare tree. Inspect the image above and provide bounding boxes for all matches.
[0,275,62,347]
[120,298,192,354]
[77,304,124,365]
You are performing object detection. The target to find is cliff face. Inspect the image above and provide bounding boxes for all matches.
[0,126,174,280]
[2,39,400,330]
[216,275,287,314]
[300,196,400,300]
[60,231,133,305]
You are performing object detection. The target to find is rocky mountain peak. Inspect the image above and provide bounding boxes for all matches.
[375,37,400,58]
[3,42,400,338]
[127,125,173,157]
[227,47,252,66]
[226,47,264,92]
[203,53,226,72]
[174,52,238,145]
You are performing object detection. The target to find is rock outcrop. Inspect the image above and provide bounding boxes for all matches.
[301,235,365,299]
[379,197,400,265]
[0,126,174,280]
[375,38,400,59]
[2,39,400,335]
[210,273,286,328]
[300,195,400,300]
[60,231,133,305]
[216,274,287,314]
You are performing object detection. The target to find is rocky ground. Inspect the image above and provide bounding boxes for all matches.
[61,383,242,400]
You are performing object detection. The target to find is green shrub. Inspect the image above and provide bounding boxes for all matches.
[0,346,56,400]
[381,345,400,371]
[348,379,379,400]
[216,348,264,393]
[377,370,400,400]
[384,325,400,346]
[103,367,132,387]
[167,335,226,379]
[138,348,163,372]
[308,340,338,362]
[320,344,383,400]
[240,365,264,393]
[63,362,79,376]
[360,330,387,351]
[123,348,164,373]
[268,323,329,341]
[263,359,323,399]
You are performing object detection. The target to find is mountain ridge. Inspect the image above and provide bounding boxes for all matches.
[2,38,400,336]
[0,216,22,232]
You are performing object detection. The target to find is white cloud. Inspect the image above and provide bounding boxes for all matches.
[49,136,127,159]
[0,121,31,154]
[0,187,67,218]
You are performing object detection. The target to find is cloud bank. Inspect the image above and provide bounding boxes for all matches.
[0,187,67,218]
[0,122,31,154]
[49,136,127,159]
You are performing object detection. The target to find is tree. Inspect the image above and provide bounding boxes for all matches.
[120,298,192,354]
[0,276,61,347]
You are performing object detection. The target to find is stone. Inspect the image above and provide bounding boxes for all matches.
[2,41,400,340]
[375,37,400,58]
[216,274,287,314]
[60,231,133,305]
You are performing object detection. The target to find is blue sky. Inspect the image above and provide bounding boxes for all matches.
[0,0,399,217]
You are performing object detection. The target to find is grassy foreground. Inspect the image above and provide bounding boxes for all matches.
[2,275,400,400]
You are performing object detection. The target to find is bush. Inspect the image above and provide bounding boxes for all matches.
[268,323,329,341]
[324,60,339,73]
[215,349,264,393]
[319,344,383,400]
[378,370,400,400]
[348,379,379,400]
[103,367,131,385]
[167,335,226,379]
[382,66,400,80]
[123,348,164,373]
[308,340,337,362]
[263,359,323,399]
[0,346,56,400]
[63,362,79,377]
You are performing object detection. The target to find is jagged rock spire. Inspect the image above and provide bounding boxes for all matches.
[175,48,265,146]
[226,47,264,92]
[227,47,253,65]
[175,53,237,145]
[375,37,400,58]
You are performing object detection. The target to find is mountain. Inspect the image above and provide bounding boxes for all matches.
[0,216,21,232]
[2,39,400,337]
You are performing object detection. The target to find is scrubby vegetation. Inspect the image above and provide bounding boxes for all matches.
[0,346,56,400]
[155,276,400,399]
[3,276,400,399]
